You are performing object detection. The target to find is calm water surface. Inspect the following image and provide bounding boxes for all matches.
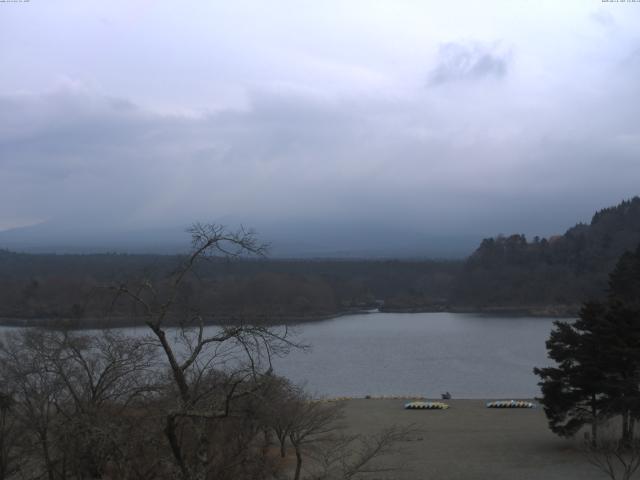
[0,312,561,398]
[272,312,559,398]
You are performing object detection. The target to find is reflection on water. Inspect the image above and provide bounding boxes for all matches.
[0,312,561,398]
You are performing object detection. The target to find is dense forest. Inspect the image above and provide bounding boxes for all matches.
[1,197,639,325]
[0,250,459,326]
[453,197,640,314]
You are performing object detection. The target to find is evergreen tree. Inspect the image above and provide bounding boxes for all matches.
[534,302,610,444]
[600,246,640,442]
[535,244,640,444]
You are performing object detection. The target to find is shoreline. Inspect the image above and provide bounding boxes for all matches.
[0,304,576,330]
[0,308,378,330]
[381,304,579,317]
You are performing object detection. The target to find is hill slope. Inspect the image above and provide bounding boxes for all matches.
[451,197,640,313]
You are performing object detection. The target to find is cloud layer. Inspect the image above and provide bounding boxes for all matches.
[0,1,639,251]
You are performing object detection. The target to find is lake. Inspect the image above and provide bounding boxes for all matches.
[272,312,559,399]
[0,312,562,399]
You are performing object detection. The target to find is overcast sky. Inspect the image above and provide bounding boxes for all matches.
[1,1,639,246]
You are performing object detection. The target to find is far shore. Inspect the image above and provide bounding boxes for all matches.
[337,398,600,480]
[0,305,577,330]
[0,308,375,330]
[382,304,579,317]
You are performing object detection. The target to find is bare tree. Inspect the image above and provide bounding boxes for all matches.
[309,425,412,480]
[287,398,345,480]
[584,422,640,480]
[0,328,160,480]
[0,223,413,480]
[0,391,20,480]
[112,224,301,480]
[271,389,412,480]
[259,375,303,458]
[0,329,68,480]
[47,330,159,478]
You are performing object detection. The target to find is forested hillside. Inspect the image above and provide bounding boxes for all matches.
[453,197,640,313]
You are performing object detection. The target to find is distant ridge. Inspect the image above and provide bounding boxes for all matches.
[0,219,478,259]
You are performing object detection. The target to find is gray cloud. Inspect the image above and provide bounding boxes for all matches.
[1,1,640,252]
[428,42,510,86]
[1,78,638,244]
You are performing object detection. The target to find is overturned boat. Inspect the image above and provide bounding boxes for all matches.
[404,401,449,410]
[486,400,535,408]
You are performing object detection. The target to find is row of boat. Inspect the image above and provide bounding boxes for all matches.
[404,400,536,410]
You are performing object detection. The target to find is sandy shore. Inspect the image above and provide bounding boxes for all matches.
[338,399,603,480]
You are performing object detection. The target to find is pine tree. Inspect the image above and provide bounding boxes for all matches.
[534,302,610,445]
[605,244,640,442]
[535,244,640,444]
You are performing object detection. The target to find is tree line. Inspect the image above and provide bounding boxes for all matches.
[0,250,458,326]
